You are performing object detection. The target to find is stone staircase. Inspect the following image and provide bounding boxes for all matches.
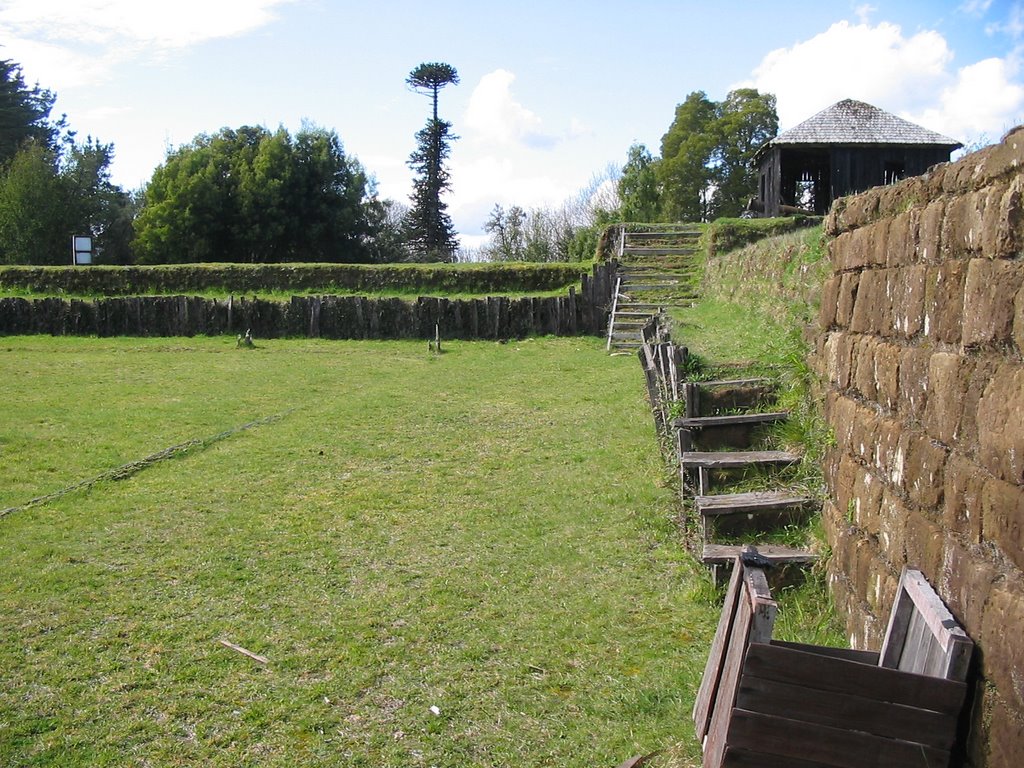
[606,226,702,352]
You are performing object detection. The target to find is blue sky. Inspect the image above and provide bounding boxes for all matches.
[2,0,1022,244]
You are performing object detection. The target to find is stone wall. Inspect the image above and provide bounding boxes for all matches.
[814,126,1024,766]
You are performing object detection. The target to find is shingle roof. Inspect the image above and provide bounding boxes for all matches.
[765,99,961,149]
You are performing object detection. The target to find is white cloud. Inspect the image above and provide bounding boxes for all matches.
[960,0,994,16]
[908,56,1024,142]
[855,4,877,24]
[0,0,294,88]
[986,3,1024,39]
[745,21,953,129]
[740,18,1024,147]
[464,69,560,149]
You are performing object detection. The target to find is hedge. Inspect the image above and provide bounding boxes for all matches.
[0,261,587,297]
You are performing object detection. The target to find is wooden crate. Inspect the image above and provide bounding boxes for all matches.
[693,562,973,768]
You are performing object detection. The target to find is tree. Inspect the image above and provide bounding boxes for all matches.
[406,62,459,122]
[134,124,377,263]
[0,135,129,264]
[656,89,778,221]
[657,91,718,222]
[483,204,526,261]
[0,59,59,164]
[618,143,660,222]
[405,62,459,261]
[710,89,778,218]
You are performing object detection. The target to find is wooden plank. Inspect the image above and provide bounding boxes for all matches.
[702,544,818,566]
[735,674,959,749]
[674,412,789,429]
[679,451,800,469]
[743,567,777,645]
[724,709,949,768]
[742,643,967,714]
[880,567,973,682]
[770,640,879,665]
[703,582,756,768]
[698,378,771,388]
[693,559,744,740]
[696,491,816,517]
[721,747,839,768]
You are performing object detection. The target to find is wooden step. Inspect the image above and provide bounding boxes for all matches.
[620,272,690,281]
[679,450,800,469]
[695,491,817,517]
[701,543,818,566]
[623,247,696,256]
[673,412,788,430]
[697,378,772,388]
[624,231,701,240]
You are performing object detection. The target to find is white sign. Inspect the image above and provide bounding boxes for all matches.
[72,235,92,265]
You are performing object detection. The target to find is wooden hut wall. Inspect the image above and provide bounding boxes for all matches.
[828,145,954,200]
[759,144,954,218]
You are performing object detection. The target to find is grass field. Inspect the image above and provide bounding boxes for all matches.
[1,335,721,767]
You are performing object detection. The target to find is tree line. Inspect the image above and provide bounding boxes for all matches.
[0,55,776,266]
[0,58,463,266]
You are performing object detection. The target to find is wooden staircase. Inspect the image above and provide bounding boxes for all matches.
[607,226,701,352]
[675,378,819,579]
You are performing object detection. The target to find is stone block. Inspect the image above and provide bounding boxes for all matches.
[985,177,1024,259]
[853,336,880,401]
[878,488,908,563]
[884,208,920,268]
[851,462,884,534]
[1016,285,1024,356]
[976,124,1024,187]
[873,340,902,411]
[872,416,904,485]
[842,189,882,231]
[940,537,996,639]
[888,265,926,338]
[976,362,1024,485]
[981,579,1024,711]
[903,509,945,578]
[944,189,989,258]
[923,261,968,344]
[958,357,1001,451]
[902,431,948,510]
[987,694,1024,768]
[917,198,947,263]
[944,452,986,543]
[819,275,841,329]
[847,404,882,467]
[832,226,876,272]
[898,346,931,425]
[963,259,1024,348]
[820,332,853,390]
[982,475,1024,573]
[835,272,860,328]
[923,351,971,445]
[850,268,888,334]
[865,556,898,616]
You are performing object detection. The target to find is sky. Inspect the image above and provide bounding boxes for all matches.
[2,0,1022,246]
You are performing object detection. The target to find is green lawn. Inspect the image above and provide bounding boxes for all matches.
[0,336,717,767]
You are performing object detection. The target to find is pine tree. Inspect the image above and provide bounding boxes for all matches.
[405,63,459,261]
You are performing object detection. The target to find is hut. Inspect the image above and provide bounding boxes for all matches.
[752,99,961,217]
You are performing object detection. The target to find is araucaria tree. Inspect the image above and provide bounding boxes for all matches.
[405,62,459,261]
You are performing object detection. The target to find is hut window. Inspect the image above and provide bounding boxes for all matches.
[884,161,906,185]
